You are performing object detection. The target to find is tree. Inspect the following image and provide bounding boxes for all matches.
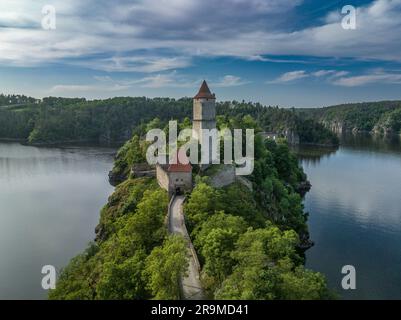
[277,259,332,300]
[49,244,99,300]
[201,228,237,284]
[119,189,169,252]
[216,227,329,300]
[96,250,148,300]
[193,212,247,248]
[184,182,218,229]
[144,235,188,300]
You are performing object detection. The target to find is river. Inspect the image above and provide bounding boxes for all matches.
[0,142,115,299]
[298,133,401,300]
[1,135,400,300]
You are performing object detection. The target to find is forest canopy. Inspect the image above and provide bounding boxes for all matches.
[0,95,338,146]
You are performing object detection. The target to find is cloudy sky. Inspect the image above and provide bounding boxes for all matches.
[1,0,401,107]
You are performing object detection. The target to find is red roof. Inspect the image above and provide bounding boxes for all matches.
[194,80,215,99]
[168,151,192,173]
[168,163,192,172]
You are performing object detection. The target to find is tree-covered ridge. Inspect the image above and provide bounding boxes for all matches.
[218,102,339,146]
[0,95,336,145]
[50,116,332,300]
[0,94,37,106]
[299,101,401,134]
[49,178,189,300]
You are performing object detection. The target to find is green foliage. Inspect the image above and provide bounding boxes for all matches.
[184,182,219,229]
[299,100,401,134]
[48,112,332,301]
[181,133,329,299]
[201,228,237,284]
[110,135,148,184]
[193,212,248,249]
[96,178,156,241]
[252,138,308,234]
[218,101,338,145]
[376,108,401,133]
[118,189,169,252]
[49,180,170,300]
[144,235,188,300]
[96,250,147,300]
[0,94,36,106]
[49,243,99,300]
[215,227,330,300]
[0,95,338,146]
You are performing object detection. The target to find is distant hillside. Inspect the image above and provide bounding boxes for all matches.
[298,101,401,135]
[0,94,38,107]
[0,95,337,146]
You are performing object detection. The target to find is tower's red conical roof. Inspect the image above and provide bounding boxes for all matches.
[194,80,215,99]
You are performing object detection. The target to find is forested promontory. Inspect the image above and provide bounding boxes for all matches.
[49,116,333,300]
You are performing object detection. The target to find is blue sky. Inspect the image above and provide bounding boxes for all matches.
[1,0,401,107]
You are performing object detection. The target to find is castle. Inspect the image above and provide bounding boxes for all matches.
[156,81,216,197]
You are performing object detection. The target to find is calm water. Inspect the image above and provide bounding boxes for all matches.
[0,142,115,299]
[1,136,400,300]
[299,134,401,300]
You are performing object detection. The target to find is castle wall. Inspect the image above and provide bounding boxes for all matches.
[156,165,169,192]
[156,165,192,197]
[168,171,192,195]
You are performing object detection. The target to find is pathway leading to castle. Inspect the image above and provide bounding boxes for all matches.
[169,195,205,300]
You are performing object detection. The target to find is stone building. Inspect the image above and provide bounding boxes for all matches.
[156,81,216,197]
[192,80,217,166]
[156,153,193,197]
[156,80,217,197]
[192,80,216,143]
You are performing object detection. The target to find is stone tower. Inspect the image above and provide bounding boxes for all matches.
[192,81,217,163]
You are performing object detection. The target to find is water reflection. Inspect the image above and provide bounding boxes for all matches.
[299,134,401,299]
[340,132,401,155]
[292,145,338,165]
[0,142,115,299]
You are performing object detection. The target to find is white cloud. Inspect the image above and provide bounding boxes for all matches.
[1,0,401,70]
[270,69,350,84]
[312,70,335,77]
[51,85,96,92]
[90,72,247,89]
[332,71,401,87]
[312,70,349,78]
[136,74,178,88]
[269,70,309,83]
[82,56,191,73]
[213,75,249,87]
[51,83,130,93]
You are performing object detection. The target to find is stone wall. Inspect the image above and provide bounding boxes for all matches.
[193,98,216,121]
[156,165,169,192]
[168,171,192,195]
[210,165,236,188]
[156,165,192,197]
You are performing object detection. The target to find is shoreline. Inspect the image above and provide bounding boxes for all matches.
[0,138,123,149]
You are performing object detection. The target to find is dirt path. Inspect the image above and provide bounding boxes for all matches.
[169,195,205,300]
